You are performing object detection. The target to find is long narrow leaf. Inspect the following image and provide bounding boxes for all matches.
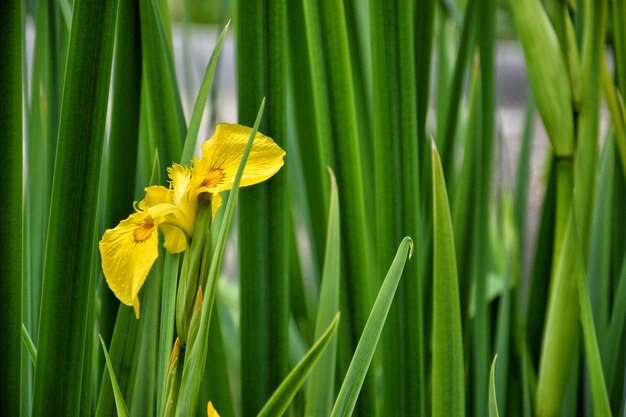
[32,0,118,415]
[432,143,465,417]
[489,355,500,417]
[571,216,613,416]
[330,237,413,417]
[258,314,340,417]
[237,2,290,413]
[99,0,143,343]
[0,1,22,414]
[99,336,131,417]
[22,323,37,366]
[304,169,341,417]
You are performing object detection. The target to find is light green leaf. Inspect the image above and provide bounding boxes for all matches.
[571,216,613,417]
[32,0,119,414]
[489,355,500,417]
[330,236,413,417]
[305,168,341,417]
[99,335,131,417]
[257,314,340,417]
[22,323,36,366]
[432,142,465,417]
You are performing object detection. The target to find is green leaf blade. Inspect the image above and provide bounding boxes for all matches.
[0,2,23,413]
[32,0,119,414]
[304,169,341,417]
[258,314,340,417]
[99,335,131,417]
[330,237,413,417]
[432,143,465,417]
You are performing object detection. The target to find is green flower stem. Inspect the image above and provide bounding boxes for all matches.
[176,200,212,344]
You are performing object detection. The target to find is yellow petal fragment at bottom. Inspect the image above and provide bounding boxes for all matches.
[208,402,220,417]
[211,193,222,218]
[99,211,160,318]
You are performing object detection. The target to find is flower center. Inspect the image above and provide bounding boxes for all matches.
[201,168,224,188]
[134,217,155,242]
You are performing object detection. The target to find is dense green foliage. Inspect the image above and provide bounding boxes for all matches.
[6,0,626,416]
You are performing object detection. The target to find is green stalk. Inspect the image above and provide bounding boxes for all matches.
[371,0,423,414]
[301,0,375,414]
[286,0,329,273]
[471,0,496,413]
[100,0,143,346]
[453,67,480,318]
[613,0,626,94]
[343,0,374,200]
[26,0,56,349]
[32,0,118,414]
[601,55,626,176]
[304,170,341,417]
[439,0,477,184]
[370,3,406,414]
[537,1,606,414]
[551,158,574,279]
[573,0,607,253]
[0,1,22,414]
[525,156,556,358]
[415,0,436,220]
[139,0,186,174]
[514,94,535,277]
[587,139,615,344]
[237,1,289,414]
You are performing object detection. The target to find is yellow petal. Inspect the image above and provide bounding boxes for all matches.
[99,211,160,317]
[144,185,172,208]
[211,192,222,218]
[132,298,140,319]
[193,124,285,194]
[207,402,220,417]
[161,224,188,253]
[168,163,192,205]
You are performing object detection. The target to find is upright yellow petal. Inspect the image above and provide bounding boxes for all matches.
[168,163,193,205]
[99,211,161,317]
[208,402,220,417]
[143,185,173,208]
[193,124,285,194]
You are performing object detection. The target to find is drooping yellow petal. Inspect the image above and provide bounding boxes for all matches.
[207,402,220,417]
[193,124,285,195]
[161,224,188,253]
[99,211,161,317]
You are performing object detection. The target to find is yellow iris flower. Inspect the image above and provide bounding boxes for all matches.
[99,124,285,318]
